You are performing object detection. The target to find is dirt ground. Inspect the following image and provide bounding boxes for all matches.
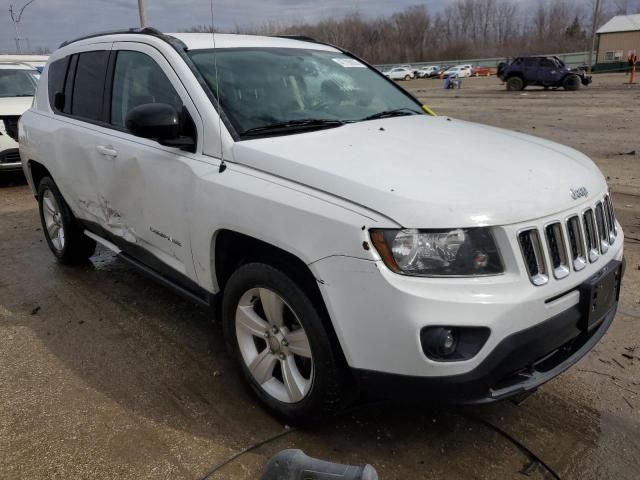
[1,73,639,480]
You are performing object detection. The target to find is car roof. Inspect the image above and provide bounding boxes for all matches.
[0,61,38,71]
[168,33,340,52]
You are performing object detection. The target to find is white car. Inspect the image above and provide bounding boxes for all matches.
[383,67,414,80]
[443,65,472,78]
[20,30,624,422]
[417,66,439,78]
[0,62,38,172]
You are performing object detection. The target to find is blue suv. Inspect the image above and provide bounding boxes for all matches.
[498,56,592,91]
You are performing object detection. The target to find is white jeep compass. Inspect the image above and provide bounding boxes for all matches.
[19,28,624,422]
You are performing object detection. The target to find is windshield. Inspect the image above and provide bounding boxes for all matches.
[189,48,422,137]
[0,69,38,98]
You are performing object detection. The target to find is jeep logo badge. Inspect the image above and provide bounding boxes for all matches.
[570,187,589,200]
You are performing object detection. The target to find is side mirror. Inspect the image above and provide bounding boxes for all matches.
[125,103,180,140]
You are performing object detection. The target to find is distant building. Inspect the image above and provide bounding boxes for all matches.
[596,14,640,64]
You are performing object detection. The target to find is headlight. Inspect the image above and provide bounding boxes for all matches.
[370,228,503,276]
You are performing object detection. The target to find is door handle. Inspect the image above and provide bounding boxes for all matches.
[96,145,118,157]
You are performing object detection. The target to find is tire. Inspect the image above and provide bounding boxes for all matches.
[222,262,350,424]
[563,74,581,91]
[404,75,411,81]
[506,76,525,91]
[37,177,96,265]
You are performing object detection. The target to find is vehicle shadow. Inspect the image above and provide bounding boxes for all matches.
[0,170,27,187]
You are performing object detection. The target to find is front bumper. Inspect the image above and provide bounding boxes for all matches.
[353,277,620,404]
[0,148,22,171]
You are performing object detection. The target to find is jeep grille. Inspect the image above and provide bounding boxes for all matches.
[518,194,618,286]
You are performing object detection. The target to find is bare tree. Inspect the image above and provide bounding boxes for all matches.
[185,0,619,64]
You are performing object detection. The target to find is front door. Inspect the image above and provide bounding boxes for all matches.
[94,43,203,280]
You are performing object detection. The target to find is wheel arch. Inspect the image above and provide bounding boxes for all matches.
[27,160,52,197]
[211,229,348,363]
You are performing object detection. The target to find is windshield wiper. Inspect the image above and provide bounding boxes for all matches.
[240,119,347,137]
[360,108,422,121]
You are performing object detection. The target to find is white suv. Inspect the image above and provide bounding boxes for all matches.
[19,29,624,422]
[1,62,38,172]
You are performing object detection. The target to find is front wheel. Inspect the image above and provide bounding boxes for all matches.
[37,177,96,264]
[222,262,350,423]
[563,74,581,91]
[506,76,525,91]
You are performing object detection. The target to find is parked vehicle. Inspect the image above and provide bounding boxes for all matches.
[497,56,592,91]
[471,66,495,77]
[442,65,472,79]
[383,67,414,80]
[0,62,39,172]
[21,29,624,423]
[416,66,439,78]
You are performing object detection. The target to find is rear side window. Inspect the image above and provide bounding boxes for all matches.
[71,51,109,121]
[47,56,70,111]
[110,51,184,128]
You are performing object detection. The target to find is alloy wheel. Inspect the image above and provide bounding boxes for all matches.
[235,287,314,403]
[42,189,65,251]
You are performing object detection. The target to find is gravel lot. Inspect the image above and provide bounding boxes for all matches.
[1,73,639,479]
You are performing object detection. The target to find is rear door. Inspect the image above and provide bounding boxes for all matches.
[46,45,113,223]
[522,57,541,83]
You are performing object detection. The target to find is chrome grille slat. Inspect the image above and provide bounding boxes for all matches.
[604,194,617,243]
[566,215,587,271]
[545,222,570,279]
[583,208,599,263]
[594,202,609,254]
[518,229,548,286]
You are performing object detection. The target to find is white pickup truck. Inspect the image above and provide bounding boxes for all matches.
[19,29,624,423]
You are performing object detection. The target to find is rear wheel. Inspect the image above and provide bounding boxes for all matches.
[506,76,525,91]
[222,262,350,424]
[563,74,581,91]
[404,75,411,81]
[37,177,96,264]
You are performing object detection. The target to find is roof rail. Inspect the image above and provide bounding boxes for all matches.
[274,35,319,43]
[59,27,166,48]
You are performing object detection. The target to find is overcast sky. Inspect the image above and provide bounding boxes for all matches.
[0,0,464,53]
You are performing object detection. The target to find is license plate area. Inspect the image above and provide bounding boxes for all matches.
[579,261,622,331]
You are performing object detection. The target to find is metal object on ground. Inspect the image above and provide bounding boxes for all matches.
[260,449,378,480]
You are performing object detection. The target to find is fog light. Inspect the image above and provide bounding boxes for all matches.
[420,326,490,362]
[423,327,458,359]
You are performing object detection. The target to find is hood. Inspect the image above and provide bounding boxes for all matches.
[232,116,605,227]
[0,96,33,117]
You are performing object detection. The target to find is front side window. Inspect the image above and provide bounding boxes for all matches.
[110,51,184,128]
[189,48,422,137]
[0,69,38,98]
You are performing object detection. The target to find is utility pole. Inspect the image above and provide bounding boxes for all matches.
[9,0,36,53]
[137,0,146,28]
[587,0,602,74]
